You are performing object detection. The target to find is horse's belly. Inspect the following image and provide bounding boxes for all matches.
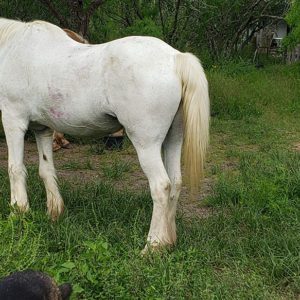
[34,112,122,137]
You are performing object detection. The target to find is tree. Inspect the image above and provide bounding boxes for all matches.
[178,0,290,60]
[37,0,106,38]
[284,0,300,48]
[0,0,49,22]
[0,0,291,61]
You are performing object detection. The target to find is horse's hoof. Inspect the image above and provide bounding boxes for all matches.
[141,243,156,256]
[10,203,29,214]
[141,241,173,256]
[9,204,29,220]
[48,205,64,221]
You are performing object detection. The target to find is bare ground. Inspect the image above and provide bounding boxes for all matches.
[293,142,300,152]
[0,139,214,219]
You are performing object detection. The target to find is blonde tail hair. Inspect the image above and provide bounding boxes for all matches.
[176,53,210,194]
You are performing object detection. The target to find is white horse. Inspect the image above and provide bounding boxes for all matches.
[0,18,209,250]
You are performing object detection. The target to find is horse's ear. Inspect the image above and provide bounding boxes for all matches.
[59,283,72,299]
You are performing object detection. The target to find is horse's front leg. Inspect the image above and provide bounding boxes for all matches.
[2,113,29,212]
[34,128,64,220]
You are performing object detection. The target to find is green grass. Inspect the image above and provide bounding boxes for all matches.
[102,160,131,180]
[61,160,94,171]
[0,63,300,299]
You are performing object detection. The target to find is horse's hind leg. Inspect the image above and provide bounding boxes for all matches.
[133,143,175,250]
[34,128,64,220]
[2,113,29,212]
[163,106,183,242]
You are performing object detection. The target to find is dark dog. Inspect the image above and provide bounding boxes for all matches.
[0,270,72,300]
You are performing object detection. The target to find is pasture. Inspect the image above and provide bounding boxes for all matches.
[0,63,299,299]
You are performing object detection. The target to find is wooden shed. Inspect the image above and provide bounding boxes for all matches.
[255,20,300,63]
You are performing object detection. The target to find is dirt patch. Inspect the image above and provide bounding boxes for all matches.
[293,142,300,152]
[0,139,214,219]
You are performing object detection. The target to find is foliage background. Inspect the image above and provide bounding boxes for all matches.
[0,0,293,64]
[284,0,300,48]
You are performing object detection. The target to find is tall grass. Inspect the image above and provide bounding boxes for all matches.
[209,62,300,120]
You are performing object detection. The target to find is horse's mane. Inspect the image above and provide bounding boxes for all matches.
[0,18,26,45]
[0,18,66,45]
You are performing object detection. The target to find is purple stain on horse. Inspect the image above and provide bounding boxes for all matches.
[49,107,64,119]
[48,86,64,102]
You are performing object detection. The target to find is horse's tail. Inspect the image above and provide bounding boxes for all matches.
[175,52,210,193]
